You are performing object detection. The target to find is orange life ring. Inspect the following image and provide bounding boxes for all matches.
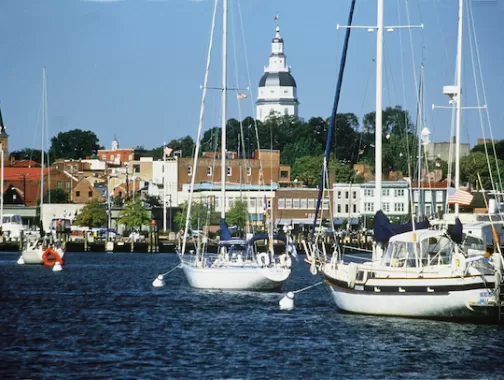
[42,247,64,267]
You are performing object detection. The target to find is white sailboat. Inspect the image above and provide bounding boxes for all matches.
[177,0,294,291]
[308,0,504,321]
[18,68,65,268]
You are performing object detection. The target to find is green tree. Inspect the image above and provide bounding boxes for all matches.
[164,136,195,158]
[50,129,102,160]
[174,200,219,230]
[74,199,107,228]
[9,148,47,164]
[471,139,504,161]
[118,199,151,231]
[460,151,504,190]
[44,188,70,203]
[291,155,324,187]
[226,200,248,230]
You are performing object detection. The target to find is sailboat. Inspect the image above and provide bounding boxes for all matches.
[307,0,503,321]
[176,0,295,291]
[17,68,65,268]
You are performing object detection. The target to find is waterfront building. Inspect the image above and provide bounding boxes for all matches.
[256,25,299,121]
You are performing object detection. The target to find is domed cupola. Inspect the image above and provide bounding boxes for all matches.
[256,25,299,122]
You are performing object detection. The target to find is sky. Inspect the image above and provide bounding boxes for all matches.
[1,0,503,153]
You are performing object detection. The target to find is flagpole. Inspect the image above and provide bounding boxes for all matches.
[163,142,167,232]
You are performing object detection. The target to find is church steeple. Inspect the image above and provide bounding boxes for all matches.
[271,26,284,56]
[111,134,119,151]
[0,106,9,154]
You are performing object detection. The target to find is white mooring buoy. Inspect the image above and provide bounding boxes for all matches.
[279,291,295,311]
[17,256,25,265]
[152,274,165,288]
[52,262,63,272]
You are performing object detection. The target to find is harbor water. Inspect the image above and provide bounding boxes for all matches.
[1,251,504,379]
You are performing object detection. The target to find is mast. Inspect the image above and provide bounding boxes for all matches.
[374,0,384,215]
[454,0,464,216]
[163,140,167,231]
[220,0,228,220]
[41,67,46,216]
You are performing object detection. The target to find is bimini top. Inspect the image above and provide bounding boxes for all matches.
[248,233,286,245]
[258,72,297,88]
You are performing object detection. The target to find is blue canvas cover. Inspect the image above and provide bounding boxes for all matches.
[373,210,430,243]
[448,218,463,244]
[219,218,232,241]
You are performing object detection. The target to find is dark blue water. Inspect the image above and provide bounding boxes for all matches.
[1,252,504,379]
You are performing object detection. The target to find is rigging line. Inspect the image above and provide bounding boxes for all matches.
[312,0,356,240]
[431,0,452,81]
[468,0,504,198]
[181,0,218,256]
[466,1,497,196]
[355,58,374,164]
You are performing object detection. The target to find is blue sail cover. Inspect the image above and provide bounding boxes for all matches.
[448,218,463,244]
[219,218,232,241]
[373,210,430,243]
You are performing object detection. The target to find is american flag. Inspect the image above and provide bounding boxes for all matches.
[237,93,247,100]
[447,188,473,206]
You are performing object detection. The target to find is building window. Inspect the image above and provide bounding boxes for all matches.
[65,181,71,189]
[101,155,106,160]
[280,170,289,179]
[285,198,292,208]
[345,204,349,213]
[337,205,341,213]
[284,108,288,116]
[394,203,405,212]
[353,204,357,213]
[134,164,140,173]
[227,166,232,176]
[278,198,285,209]
[57,181,62,189]
[267,199,272,209]
[129,154,134,160]
[382,189,390,197]
[88,191,92,197]
[247,167,252,176]
[76,191,80,197]
[364,202,374,212]
[345,191,349,199]
[365,189,374,197]
[110,154,114,161]
[337,191,342,199]
[322,199,329,210]
[187,166,192,176]
[394,189,405,197]
[308,198,315,209]
[300,199,307,209]
[382,202,390,213]
[293,198,300,209]
[353,191,357,199]
[207,166,212,176]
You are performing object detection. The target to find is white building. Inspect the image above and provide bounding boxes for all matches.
[360,181,410,220]
[256,26,299,122]
[333,183,362,227]
[149,158,179,207]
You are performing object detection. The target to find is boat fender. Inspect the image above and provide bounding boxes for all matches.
[257,252,270,267]
[279,253,292,268]
[451,252,467,276]
[347,263,358,288]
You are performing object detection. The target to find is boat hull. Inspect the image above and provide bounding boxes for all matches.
[181,263,291,291]
[324,273,497,320]
[22,247,66,265]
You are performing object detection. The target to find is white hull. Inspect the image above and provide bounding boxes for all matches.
[21,247,65,265]
[324,270,497,320]
[181,262,291,291]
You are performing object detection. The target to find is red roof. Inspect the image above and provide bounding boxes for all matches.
[2,167,50,182]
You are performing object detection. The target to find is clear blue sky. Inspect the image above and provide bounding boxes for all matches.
[1,0,503,152]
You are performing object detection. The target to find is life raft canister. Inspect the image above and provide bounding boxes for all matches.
[42,247,64,267]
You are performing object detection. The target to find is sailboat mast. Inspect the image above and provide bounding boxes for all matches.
[374,0,384,214]
[41,67,46,210]
[454,0,464,216]
[220,0,228,220]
